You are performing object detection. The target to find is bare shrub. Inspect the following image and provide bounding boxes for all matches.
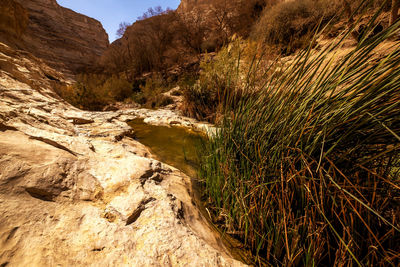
[175,12,208,55]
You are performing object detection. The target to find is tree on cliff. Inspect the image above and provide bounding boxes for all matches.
[131,7,176,71]
[116,22,130,38]
[208,0,273,46]
[137,6,172,21]
[209,0,237,45]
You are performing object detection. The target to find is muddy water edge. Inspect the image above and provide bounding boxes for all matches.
[128,118,252,265]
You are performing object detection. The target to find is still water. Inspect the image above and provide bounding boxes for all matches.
[128,118,205,178]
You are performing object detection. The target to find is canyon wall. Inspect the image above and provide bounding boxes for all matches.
[2,0,109,73]
[0,0,29,40]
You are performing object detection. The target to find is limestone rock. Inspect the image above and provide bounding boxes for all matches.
[0,42,244,266]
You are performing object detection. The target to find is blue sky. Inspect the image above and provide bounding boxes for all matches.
[57,0,181,42]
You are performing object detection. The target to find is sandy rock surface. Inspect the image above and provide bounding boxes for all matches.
[0,42,244,266]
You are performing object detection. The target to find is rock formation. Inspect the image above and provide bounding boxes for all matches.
[1,0,109,73]
[0,41,243,266]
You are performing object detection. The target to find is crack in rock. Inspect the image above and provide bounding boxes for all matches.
[69,117,94,125]
[114,129,135,142]
[168,194,185,221]
[0,123,18,132]
[139,162,172,186]
[5,227,19,242]
[126,197,156,225]
[28,136,79,156]
[25,187,55,202]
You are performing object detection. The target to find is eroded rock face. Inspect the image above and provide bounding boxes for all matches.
[9,0,109,73]
[0,0,29,41]
[0,42,243,266]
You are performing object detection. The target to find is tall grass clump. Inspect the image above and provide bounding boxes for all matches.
[201,5,400,266]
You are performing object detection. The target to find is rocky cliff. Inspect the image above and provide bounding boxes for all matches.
[3,0,109,73]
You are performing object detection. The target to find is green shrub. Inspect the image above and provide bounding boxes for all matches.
[200,8,400,266]
[182,82,220,122]
[182,38,263,122]
[156,95,175,107]
[130,73,175,108]
[131,91,147,105]
[101,75,132,101]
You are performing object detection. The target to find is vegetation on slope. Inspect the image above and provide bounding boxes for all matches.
[199,4,400,265]
[58,0,400,112]
[54,73,175,111]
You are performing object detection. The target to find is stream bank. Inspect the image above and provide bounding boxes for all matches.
[0,42,245,266]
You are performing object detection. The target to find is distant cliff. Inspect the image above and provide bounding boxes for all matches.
[1,0,109,73]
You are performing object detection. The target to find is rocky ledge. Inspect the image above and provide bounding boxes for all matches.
[0,42,243,266]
